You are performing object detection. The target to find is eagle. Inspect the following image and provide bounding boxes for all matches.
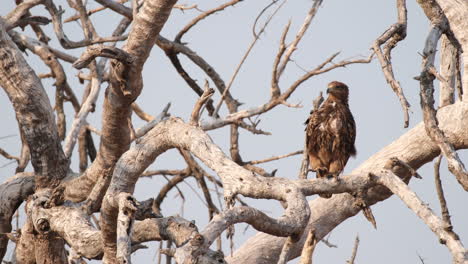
[305,81,356,198]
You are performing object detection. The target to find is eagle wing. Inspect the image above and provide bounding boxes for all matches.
[305,102,335,173]
[305,100,356,175]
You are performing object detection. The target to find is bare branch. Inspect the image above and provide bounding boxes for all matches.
[190,84,215,126]
[116,193,138,264]
[132,102,155,122]
[434,155,453,228]
[63,77,101,158]
[299,229,317,264]
[0,148,20,162]
[44,0,126,49]
[245,150,302,165]
[376,170,467,263]
[64,0,129,23]
[63,0,177,206]
[271,20,290,98]
[156,35,239,113]
[419,26,468,191]
[95,0,132,19]
[213,0,286,116]
[134,102,171,139]
[72,45,134,70]
[276,0,323,80]
[228,102,468,263]
[174,0,244,43]
[346,235,360,264]
[5,0,44,28]
[372,0,410,127]
[164,48,217,116]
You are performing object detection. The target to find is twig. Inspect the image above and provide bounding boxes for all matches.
[72,45,134,69]
[321,236,338,248]
[283,53,374,100]
[63,76,101,158]
[213,0,286,116]
[174,0,243,43]
[153,172,190,213]
[44,0,127,49]
[141,169,186,178]
[346,235,360,264]
[95,0,132,19]
[132,102,156,122]
[164,49,217,116]
[179,150,220,218]
[237,120,271,135]
[0,148,20,162]
[276,0,323,80]
[156,35,239,113]
[173,4,198,11]
[372,0,410,128]
[246,150,302,165]
[201,54,373,131]
[190,82,215,126]
[64,0,129,23]
[271,20,291,98]
[134,103,171,139]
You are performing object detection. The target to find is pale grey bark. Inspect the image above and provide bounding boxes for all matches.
[1,0,467,263]
[433,0,468,99]
[228,101,468,263]
[376,171,467,263]
[0,18,68,189]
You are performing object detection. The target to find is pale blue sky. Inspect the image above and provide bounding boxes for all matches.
[1,1,467,263]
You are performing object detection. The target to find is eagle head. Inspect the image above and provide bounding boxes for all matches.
[326,81,349,101]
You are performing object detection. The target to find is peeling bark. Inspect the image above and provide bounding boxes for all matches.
[0,18,68,189]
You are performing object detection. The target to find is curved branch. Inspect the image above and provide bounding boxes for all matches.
[28,201,197,260]
[419,26,468,190]
[0,173,35,261]
[101,117,311,262]
[228,101,468,263]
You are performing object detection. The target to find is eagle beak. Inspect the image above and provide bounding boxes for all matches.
[326,88,331,94]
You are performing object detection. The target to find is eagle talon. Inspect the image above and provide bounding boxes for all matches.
[316,167,328,179]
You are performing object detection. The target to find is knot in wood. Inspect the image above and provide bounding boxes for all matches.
[190,234,204,247]
[36,218,50,233]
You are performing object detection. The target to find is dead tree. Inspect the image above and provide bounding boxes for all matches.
[0,0,467,263]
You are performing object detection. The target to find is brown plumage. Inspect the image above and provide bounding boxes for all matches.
[305,81,356,198]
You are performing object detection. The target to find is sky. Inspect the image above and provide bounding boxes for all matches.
[1,0,467,263]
